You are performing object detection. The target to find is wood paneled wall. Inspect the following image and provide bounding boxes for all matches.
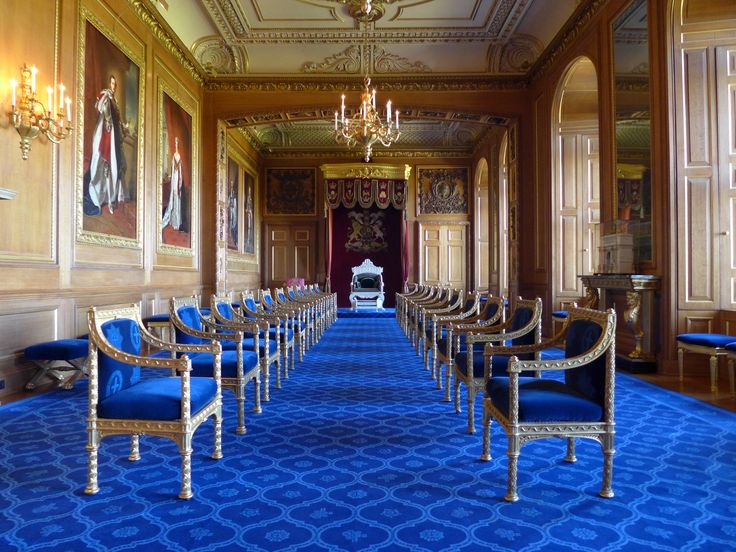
[670,0,736,375]
[0,0,217,399]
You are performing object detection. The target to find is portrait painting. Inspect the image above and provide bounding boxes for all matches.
[265,168,316,216]
[243,171,256,255]
[78,17,143,246]
[417,167,469,215]
[159,90,193,251]
[227,157,240,251]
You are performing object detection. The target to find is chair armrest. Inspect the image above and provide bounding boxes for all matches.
[91,338,197,372]
[482,334,566,358]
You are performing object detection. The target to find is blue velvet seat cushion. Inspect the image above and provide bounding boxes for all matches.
[243,338,276,356]
[25,339,88,361]
[677,333,736,348]
[725,342,736,352]
[98,376,216,420]
[455,352,534,378]
[270,326,294,341]
[552,310,569,319]
[190,350,259,378]
[487,377,603,422]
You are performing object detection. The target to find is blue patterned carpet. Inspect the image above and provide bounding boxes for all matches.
[337,308,395,318]
[1,317,736,551]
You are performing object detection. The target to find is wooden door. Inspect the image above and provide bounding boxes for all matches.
[554,128,600,310]
[265,223,316,289]
[420,223,466,288]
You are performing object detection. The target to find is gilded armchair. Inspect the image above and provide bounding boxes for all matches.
[481,307,617,502]
[85,304,222,500]
[453,297,542,433]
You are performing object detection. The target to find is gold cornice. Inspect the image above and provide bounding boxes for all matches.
[528,0,607,84]
[205,75,529,92]
[127,0,207,86]
[320,163,411,180]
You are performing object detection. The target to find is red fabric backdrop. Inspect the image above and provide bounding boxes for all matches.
[329,205,402,308]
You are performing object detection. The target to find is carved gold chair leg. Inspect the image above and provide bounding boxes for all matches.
[235,383,247,435]
[129,435,141,461]
[600,433,615,498]
[253,375,262,414]
[213,409,223,460]
[480,405,492,462]
[178,436,193,500]
[505,435,520,503]
[565,437,576,463]
[85,436,100,496]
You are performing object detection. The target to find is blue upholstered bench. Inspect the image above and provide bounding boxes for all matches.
[676,333,736,392]
[24,338,89,390]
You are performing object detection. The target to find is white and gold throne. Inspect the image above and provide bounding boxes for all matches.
[349,259,385,310]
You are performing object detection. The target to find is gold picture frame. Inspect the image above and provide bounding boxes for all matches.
[156,75,198,258]
[75,7,145,250]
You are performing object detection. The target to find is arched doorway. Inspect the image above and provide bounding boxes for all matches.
[551,57,600,313]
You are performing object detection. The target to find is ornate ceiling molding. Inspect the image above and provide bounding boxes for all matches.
[302,45,362,73]
[488,33,543,74]
[205,75,528,92]
[373,46,430,73]
[127,0,206,85]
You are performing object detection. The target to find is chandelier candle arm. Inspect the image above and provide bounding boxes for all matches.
[8,63,73,160]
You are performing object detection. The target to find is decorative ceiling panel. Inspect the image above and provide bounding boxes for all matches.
[155,0,580,77]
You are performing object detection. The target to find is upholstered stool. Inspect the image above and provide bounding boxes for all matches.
[722,343,736,394]
[24,338,89,390]
[676,333,736,391]
[143,313,171,340]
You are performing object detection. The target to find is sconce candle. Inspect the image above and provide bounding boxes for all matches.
[8,63,73,160]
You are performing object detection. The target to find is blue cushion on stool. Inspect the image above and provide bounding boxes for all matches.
[25,339,88,361]
[143,314,170,324]
[552,310,568,319]
[725,342,736,352]
[677,333,736,348]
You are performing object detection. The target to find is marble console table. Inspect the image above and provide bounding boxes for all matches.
[579,274,660,368]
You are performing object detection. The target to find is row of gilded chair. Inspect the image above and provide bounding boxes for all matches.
[84,283,336,500]
[396,285,617,503]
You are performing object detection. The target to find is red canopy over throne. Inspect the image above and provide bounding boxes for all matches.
[320,164,411,308]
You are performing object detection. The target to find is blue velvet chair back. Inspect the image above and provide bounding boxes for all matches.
[296,288,304,297]
[288,289,296,299]
[98,318,141,402]
[243,297,258,319]
[278,292,287,302]
[484,302,498,321]
[315,285,321,292]
[463,298,475,311]
[510,306,535,359]
[176,305,206,345]
[564,319,605,405]
[216,302,234,321]
[263,294,274,307]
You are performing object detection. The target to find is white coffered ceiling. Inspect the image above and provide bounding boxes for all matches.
[154,0,584,156]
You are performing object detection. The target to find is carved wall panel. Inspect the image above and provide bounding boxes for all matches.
[419,223,466,288]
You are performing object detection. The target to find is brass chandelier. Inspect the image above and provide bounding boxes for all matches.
[334,0,400,162]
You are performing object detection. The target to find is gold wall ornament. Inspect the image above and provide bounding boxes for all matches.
[320,162,411,180]
[9,64,73,160]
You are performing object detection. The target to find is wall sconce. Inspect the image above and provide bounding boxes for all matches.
[9,64,72,160]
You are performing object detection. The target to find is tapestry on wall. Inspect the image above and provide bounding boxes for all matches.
[417,167,469,214]
[345,209,388,252]
[159,90,192,252]
[227,157,239,251]
[265,168,316,216]
[79,15,143,246]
